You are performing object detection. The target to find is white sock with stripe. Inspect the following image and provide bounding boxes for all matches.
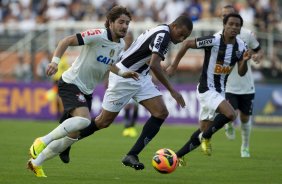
[41,116,90,145]
[241,118,252,149]
[32,136,77,166]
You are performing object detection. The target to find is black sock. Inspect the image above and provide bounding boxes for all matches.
[131,107,138,127]
[79,119,99,140]
[176,129,201,158]
[202,114,231,139]
[124,108,131,128]
[127,116,164,156]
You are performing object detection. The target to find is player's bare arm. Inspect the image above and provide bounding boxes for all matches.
[46,35,79,76]
[150,53,186,108]
[166,39,196,77]
[109,64,139,81]
[237,50,252,76]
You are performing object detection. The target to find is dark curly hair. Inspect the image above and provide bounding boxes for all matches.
[104,6,131,29]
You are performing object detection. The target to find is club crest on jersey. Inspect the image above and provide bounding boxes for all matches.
[236,51,242,59]
[76,93,86,102]
[110,49,115,57]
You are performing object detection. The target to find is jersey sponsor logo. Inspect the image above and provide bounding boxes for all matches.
[97,55,114,65]
[81,29,102,37]
[154,34,164,50]
[214,64,232,74]
[198,39,213,46]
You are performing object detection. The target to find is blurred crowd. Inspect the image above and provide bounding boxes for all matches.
[0,0,282,83]
[0,0,281,33]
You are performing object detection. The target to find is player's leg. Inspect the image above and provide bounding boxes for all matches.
[28,106,91,177]
[224,93,239,140]
[198,90,236,155]
[202,100,236,139]
[240,112,251,157]
[123,103,133,137]
[58,90,94,163]
[30,112,90,159]
[28,136,77,177]
[122,95,167,170]
[57,112,72,163]
[29,79,91,169]
[127,101,138,137]
[122,99,138,137]
[238,94,254,158]
[175,128,201,166]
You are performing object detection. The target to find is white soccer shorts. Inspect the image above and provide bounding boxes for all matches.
[102,72,161,112]
[196,87,225,121]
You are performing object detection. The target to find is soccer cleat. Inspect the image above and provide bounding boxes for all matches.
[122,155,145,170]
[178,157,187,167]
[225,123,235,140]
[128,127,138,138]
[27,159,47,177]
[59,146,71,163]
[122,127,138,138]
[122,128,130,137]
[241,147,250,158]
[200,138,212,156]
[29,138,46,159]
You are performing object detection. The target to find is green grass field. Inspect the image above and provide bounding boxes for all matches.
[1,119,281,184]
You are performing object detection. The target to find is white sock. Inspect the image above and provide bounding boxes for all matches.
[241,118,252,149]
[41,116,90,145]
[32,136,78,166]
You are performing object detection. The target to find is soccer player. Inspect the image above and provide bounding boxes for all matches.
[217,5,263,158]
[27,6,138,177]
[60,15,193,170]
[166,13,251,163]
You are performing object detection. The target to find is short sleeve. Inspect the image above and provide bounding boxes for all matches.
[150,31,170,60]
[195,36,216,48]
[79,29,103,45]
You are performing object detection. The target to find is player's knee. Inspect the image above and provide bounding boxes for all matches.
[240,114,250,123]
[225,111,236,121]
[153,109,169,119]
[95,117,113,129]
[68,131,80,139]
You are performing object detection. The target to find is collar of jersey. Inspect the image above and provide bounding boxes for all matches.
[106,28,113,42]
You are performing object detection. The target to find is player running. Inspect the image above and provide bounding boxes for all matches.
[27,6,138,177]
[166,13,251,163]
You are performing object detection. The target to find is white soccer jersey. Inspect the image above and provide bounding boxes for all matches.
[62,29,125,95]
[215,27,260,94]
[196,34,247,94]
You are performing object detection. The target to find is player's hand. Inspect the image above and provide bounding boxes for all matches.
[252,53,263,64]
[170,90,186,108]
[166,65,177,77]
[46,62,58,76]
[122,71,139,81]
[243,50,252,62]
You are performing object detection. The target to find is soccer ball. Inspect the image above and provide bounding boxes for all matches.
[152,148,178,174]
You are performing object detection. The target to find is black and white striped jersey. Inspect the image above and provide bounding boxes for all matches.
[196,34,247,94]
[117,24,171,76]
